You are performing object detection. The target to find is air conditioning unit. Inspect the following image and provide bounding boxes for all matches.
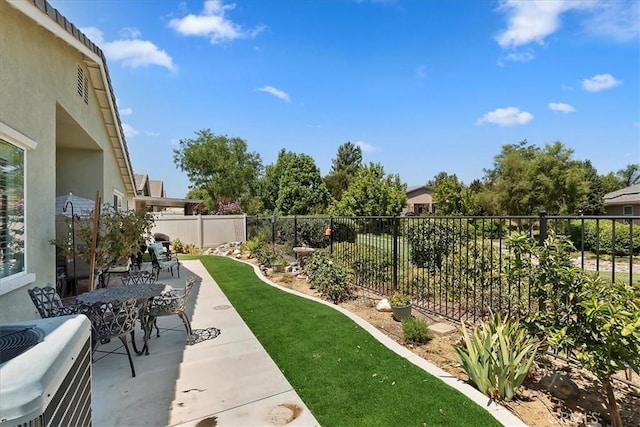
[0,314,92,427]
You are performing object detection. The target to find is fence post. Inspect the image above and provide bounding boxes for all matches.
[198,214,204,249]
[329,216,334,255]
[538,211,547,246]
[244,214,248,242]
[294,216,298,247]
[271,215,276,244]
[392,215,398,291]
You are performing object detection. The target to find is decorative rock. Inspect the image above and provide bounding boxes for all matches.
[540,373,580,400]
[429,322,456,335]
[233,249,241,255]
[376,298,392,312]
[296,274,307,280]
[267,405,296,425]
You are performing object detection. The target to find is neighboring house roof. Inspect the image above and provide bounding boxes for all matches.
[8,0,136,196]
[406,185,432,195]
[149,180,164,198]
[603,183,640,205]
[134,174,149,194]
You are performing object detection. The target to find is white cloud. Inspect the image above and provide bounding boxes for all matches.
[495,0,637,50]
[119,107,133,116]
[122,123,139,138]
[258,85,290,102]
[145,131,160,137]
[502,50,535,64]
[583,0,640,41]
[81,26,176,72]
[168,0,265,44]
[548,102,576,113]
[633,122,640,128]
[355,141,377,153]
[582,74,621,92]
[476,107,534,126]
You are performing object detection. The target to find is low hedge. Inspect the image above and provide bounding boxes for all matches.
[569,219,640,256]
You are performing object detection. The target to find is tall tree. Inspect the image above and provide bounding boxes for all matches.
[481,141,589,215]
[329,163,407,216]
[579,160,605,215]
[600,171,624,195]
[262,149,331,215]
[173,130,262,209]
[428,172,464,215]
[616,163,640,186]
[324,142,363,201]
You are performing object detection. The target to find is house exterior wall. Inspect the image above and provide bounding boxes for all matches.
[604,204,640,224]
[0,1,130,322]
[402,187,434,215]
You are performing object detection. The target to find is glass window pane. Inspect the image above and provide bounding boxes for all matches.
[0,139,25,278]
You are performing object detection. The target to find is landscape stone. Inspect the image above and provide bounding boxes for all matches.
[429,322,457,335]
[540,373,580,400]
[376,298,392,312]
[267,405,295,425]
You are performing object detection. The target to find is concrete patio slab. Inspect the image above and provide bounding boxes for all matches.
[91,260,319,427]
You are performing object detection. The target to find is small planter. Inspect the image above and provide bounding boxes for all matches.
[391,304,412,321]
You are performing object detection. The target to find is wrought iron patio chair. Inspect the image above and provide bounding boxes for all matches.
[28,285,79,318]
[147,276,198,345]
[120,270,157,286]
[148,242,180,280]
[80,298,140,377]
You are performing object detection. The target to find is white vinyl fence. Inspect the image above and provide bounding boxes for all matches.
[151,214,246,249]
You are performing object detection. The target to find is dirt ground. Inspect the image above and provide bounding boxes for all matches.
[241,256,640,427]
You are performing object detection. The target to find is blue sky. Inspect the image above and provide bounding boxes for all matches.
[51,0,639,197]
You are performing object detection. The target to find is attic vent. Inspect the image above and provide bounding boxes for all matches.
[77,65,89,104]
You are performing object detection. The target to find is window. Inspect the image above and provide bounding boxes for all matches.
[113,191,124,211]
[1,139,25,279]
[623,205,633,216]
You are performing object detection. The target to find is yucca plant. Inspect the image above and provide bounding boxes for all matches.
[454,313,539,401]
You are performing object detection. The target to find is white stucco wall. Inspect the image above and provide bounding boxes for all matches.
[0,1,132,322]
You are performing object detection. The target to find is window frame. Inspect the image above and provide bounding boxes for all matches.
[0,122,37,295]
[623,205,633,216]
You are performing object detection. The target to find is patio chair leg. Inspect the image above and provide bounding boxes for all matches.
[154,317,160,338]
[178,312,193,344]
[119,335,136,378]
[177,264,180,278]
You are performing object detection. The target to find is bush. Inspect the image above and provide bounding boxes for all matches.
[253,244,278,266]
[296,218,328,248]
[334,242,393,289]
[332,218,357,243]
[304,249,354,303]
[454,313,539,401]
[570,219,640,256]
[401,317,432,344]
[406,220,455,274]
[171,238,184,254]
[388,292,411,307]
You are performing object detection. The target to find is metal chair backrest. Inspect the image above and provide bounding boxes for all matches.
[120,270,156,285]
[83,298,140,342]
[28,285,76,318]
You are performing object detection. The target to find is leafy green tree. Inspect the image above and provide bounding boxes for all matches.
[616,163,640,186]
[480,141,589,215]
[265,149,331,215]
[428,172,464,215]
[578,160,605,215]
[600,172,624,195]
[186,188,213,213]
[173,129,263,210]
[329,163,407,216]
[324,142,362,201]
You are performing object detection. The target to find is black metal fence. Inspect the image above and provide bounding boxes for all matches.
[246,214,639,322]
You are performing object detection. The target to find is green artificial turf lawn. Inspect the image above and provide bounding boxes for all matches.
[198,256,502,427]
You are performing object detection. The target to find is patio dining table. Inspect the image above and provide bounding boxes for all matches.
[77,283,170,356]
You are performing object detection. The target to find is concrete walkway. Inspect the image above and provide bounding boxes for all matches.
[91,260,319,426]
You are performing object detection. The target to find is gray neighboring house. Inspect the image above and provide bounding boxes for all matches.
[603,183,640,223]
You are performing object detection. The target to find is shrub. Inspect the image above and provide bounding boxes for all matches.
[334,242,392,289]
[569,219,640,256]
[305,249,354,303]
[388,292,411,307]
[401,317,432,344]
[184,243,199,255]
[454,313,539,402]
[406,220,455,274]
[171,238,184,254]
[296,218,328,248]
[242,235,267,256]
[332,218,357,243]
[254,244,278,266]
